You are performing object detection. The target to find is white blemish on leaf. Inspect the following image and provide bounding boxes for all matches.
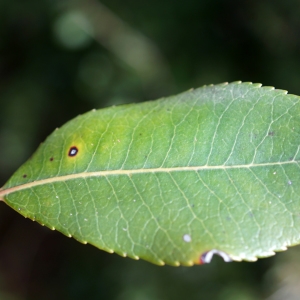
[183,234,192,242]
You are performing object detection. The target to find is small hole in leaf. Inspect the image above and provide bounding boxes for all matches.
[23,174,27,178]
[200,249,232,264]
[68,146,78,157]
[50,157,54,161]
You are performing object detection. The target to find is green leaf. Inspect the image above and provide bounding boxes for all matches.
[1,82,300,266]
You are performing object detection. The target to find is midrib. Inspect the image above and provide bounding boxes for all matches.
[0,160,297,199]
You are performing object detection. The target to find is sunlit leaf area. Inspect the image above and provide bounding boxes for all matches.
[1,0,300,299]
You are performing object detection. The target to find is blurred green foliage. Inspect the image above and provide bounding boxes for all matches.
[1,0,300,299]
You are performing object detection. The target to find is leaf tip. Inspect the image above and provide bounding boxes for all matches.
[157,260,165,266]
[275,88,288,95]
[260,84,290,94]
[185,260,194,267]
[219,81,229,86]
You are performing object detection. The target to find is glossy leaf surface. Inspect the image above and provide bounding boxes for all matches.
[1,82,300,266]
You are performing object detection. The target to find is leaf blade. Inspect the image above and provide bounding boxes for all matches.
[1,82,300,266]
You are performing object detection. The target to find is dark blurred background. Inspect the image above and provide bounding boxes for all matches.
[1,0,300,299]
